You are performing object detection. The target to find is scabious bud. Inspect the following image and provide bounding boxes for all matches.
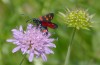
[59,9,93,30]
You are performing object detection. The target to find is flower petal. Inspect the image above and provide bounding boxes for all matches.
[41,53,47,61]
[44,47,54,54]
[12,29,23,39]
[19,25,23,32]
[11,29,17,32]
[6,39,15,42]
[44,43,56,48]
[29,53,34,62]
[22,46,29,54]
[44,39,54,43]
[27,24,33,30]
[13,41,20,45]
[12,46,20,53]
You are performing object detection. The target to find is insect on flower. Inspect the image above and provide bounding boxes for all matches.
[27,13,58,35]
[7,24,56,62]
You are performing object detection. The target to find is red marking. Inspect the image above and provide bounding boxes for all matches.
[39,13,54,22]
[39,16,43,21]
[41,21,56,29]
[42,29,47,32]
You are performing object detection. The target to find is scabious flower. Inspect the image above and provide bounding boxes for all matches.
[7,24,56,62]
[59,9,93,30]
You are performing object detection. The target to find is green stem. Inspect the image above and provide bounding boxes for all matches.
[64,28,76,65]
[19,54,26,65]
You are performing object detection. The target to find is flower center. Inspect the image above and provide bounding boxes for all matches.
[28,41,34,50]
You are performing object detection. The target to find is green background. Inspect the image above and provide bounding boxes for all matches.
[0,0,100,65]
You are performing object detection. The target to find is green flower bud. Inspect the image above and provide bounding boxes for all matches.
[59,9,93,30]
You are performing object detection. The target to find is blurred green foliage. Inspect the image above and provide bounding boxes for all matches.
[0,0,100,65]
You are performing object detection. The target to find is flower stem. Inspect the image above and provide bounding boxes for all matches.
[19,54,27,65]
[64,28,76,65]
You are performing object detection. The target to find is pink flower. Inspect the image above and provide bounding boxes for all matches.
[7,24,56,62]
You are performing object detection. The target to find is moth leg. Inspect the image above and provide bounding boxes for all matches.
[41,26,48,35]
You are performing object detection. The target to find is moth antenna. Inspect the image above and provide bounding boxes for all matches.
[20,13,32,23]
[26,18,32,23]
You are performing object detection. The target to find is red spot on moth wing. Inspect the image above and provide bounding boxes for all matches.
[41,21,49,26]
[41,21,57,29]
[39,16,43,21]
[39,13,54,22]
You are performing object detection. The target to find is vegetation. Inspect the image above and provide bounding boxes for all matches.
[0,0,100,65]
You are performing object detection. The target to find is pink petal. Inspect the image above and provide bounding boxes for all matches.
[22,46,29,54]
[12,46,20,53]
[48,39,54,42]
[29,53,34,62]
[11,29,17,32]
[34,51,39,55]
[6,39,15,42]
[12,29,23,35]
[44,43,56,48]
[44,47,54,54]
[21,48,25,53]
[13,31,23,39]
[41,53,47,61]
[13,41,20,45]
[19,26,23,32]
[27,24,33,30]
[44,39,54,43]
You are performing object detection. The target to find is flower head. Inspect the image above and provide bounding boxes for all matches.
[59,9,93,30]
[7,24,56,62]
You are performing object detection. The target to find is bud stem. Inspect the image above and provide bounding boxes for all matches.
[64,28,76,65]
